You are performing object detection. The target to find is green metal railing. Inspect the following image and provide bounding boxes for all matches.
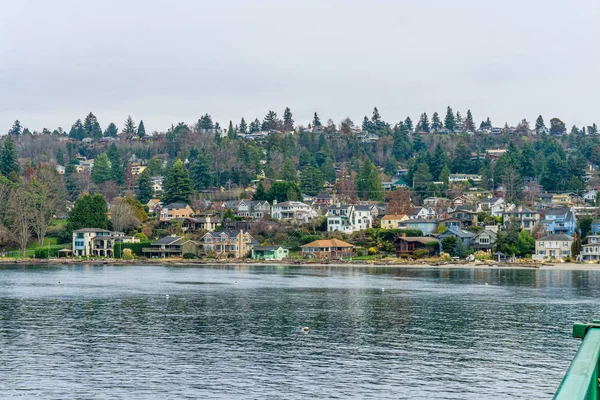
[554,321,600,399]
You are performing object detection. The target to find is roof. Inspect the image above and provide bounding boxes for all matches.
[253,246,287,251]
[301,239,354,248]
[440,227,475,238]
[206,230,242,238]
[274,201,310,207]
[473,229,498,240]
[354,205,374,211]
[544,208,570,216]
[163,203,190,209]
[382,214,407,220]
[73,228,111,233]
[152,236,185,245]
[395,236,439,244]
[538,234,574,241]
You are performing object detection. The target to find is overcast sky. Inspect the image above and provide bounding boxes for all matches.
[1,0,599,133]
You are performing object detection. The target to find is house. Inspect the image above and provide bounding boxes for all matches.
[393,234,439,256]
[581,236,600,261]
[437,227,475,247]
[471,229,498,251]
[202,230,258,258]
[480,197,505,217]
[452,195,478,208]
[409,207,436,219]
[130,162,147,175]
[540,208,576,236]
[449,209,479,228]
[397,219,440,235]
[381,214,409,229]
[382,178,408,190]
[236,200,271,219]
[423,197,450,207]
[252,246,289,260]
[180,216,217,232]
[301,239,354,259]
[360,132,379,143]
[502,206,541,232]
[327,204,372,233]
[151,176,163,195]
[448,174,482,184]
[160,203,194,222]
[72,228,116,257]
[534,233,573,260]
[592,220,600,235]
[313,194,335,207]
[439,217,462,230]
[551,193,583,207]
[147,199,162,213]
[584,189,597,204]
[271,201,316,224]
[142,235,185,258]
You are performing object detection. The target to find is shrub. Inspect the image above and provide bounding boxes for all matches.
[473,251,492,261]
[368,247,378,255]
[413,249,429,259]
[35,245,68,258]
[439,252,451,261]
[114,242,151,258]
[122,248,135,260]
[399,254,410,259]
[183,253,197,259]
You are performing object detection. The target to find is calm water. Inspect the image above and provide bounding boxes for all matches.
[0,264,598,399]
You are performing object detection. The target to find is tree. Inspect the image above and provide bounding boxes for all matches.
[252,181,267,200]
[283,107,294,131]
[190,149,213,190]
[578,216,593,240]
[107,143,124,185]
[413,163,433,192]
[66,194,109,234]
[69,119,85,140]
[8,120,22,136]
[266,181,302,203]
[404,116,413,132]
[279,158,299,182]
[300,166,326,196]
[30,167,67,246]
[549,117,566,136]
[239,118,248,134]
[387,188,413,215]
[56,148,65,166]
[123,115,137,137]
[91,153,112,184]
[501,165,522,203]
[83,112,102,139]
[197,114,214,131]
[431,112,442,132]
[162,159,193,204]
[416,113,430,133]
[444,106,456,130]
[7,187,34,257]
[442,236,457,254]
[357,158,383,201]
[465,109,475,132]
[146,156,163,176]
[452,142,472,173]
[480,117,492,130]
[110,198,140,233]
[440,165,451,185]
[137,120,146,138]
[64,163,80,201]
[571,235,582,258]
[535,115,546,134]
[227,120,236,139]
[1,136,19,177]
[262,110,279,131]
[104,122,119,138]
[320,157,336,183]
[136,168,153,204]
[313,112,322,127]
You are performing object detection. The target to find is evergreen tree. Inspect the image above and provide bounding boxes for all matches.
[162,159,193,204]
[83,112,102,139]
[429,143,449,180]
[588,123,598,135]
[362,116,374,133]
[535,115,546,134]
[107,143,124,185]
[357,158,383,201]
[444,106,456,130]
[279,158,299,182]
[190,150,213,190]
[480,117,492,130]
[371,107,382,131]
[249,119,260,133]
[320,157,336,183]
[266,181,302,203]
[413,163,433,192]
[262,111,279,131]
[0,136,19,176]
[440,165,451,185]
[465,109,475,132]
[252,181,267,200]
[104,122,119,137]
[404,116,413,132]
[431,112,442,132]
[137,120,146,138]
[69,119,85,140]
[392,123,411,160]
[136,168,153,204]
[197,114,214,130]
[123,115,137,137]
[64,162,80,201]
[455,111,463,130]
[227,120,236,139]
[300,166,326,196]
[239,118,248,134]
[66,194,109,232]
[56,148,65,166]
[283,107,294,131]
[8,120,22,136]
[416,113,430,133]
[91,153,112,184]
[312,112,322,127]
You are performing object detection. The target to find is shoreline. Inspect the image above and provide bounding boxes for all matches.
[1,258,599,271]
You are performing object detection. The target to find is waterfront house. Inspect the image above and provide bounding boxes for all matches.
[381,214,410,229]
[540,208,576,236]
[437,226,475,247]
[393,234,439,256]
[397,219,439,235]
[301,239,354,259]
[471,229,498,251]
[581,236,600,261]
[439,217,462,230]
[72,228,116,257]
[160,203,194,222]
[271,201,317,224]
[326,204,372,233]
[502,206,540,232]
[534,233,573,260]
[251,246,289,260]
[142,235,185,258]
[202,230,258,258]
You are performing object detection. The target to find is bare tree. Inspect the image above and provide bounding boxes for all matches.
[31,167,68,246]
[501,166,521,203]
[386,188,414,215]
[333,169,358,203]
[7,188,34,257]
[110,198,140,233]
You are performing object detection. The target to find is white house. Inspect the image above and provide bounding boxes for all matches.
[326,204,373,233]
[584,189,597,203]
[409,207,436,219]
[480,197,506,217]
[271,201,316,224]
[151,176,163,194]
[449,174,482,183]
[72,228,117,257]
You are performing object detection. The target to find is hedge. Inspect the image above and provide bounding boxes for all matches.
[35,245,70,258]
[114,242,151,258]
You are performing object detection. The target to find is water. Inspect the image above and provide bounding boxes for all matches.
[0,264,597,399]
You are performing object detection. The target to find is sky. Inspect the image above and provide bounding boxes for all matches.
[1,0,599,134]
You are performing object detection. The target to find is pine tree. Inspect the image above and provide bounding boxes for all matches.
[91,153,112,184]
[104,122,119,137]
[56,148,65,166]
[313,112,322,127]
[162,159,193,204]
[136,168,153,204]
[190,150,213,190]
[404,116,413,132]
[8,120,22,136]
[137,120,146,138]
[197,114,214,131]
[279,158,299,182]
[83,112,102,139]
[67,194,109,232]
[300,165,326,196]
[455,111,463,130]
[123,115,137,137]
[444,106,456,130]
[431,112,442,132]
[535,115,546,134]
[227,121,235,139]
[69,119,85,140]
[465,109,475,132]
[372,107,381,125]
[416,113,430,133]
[440,165,451,185]
[262,111,279,131]
[252,181,267,200]
[320,157,336,183]
[64,162,79,201]
[357,158,383,201]
[239,118,248,134]
[107,143,124,185]
[1,136,19,176]
[283,107,294,131]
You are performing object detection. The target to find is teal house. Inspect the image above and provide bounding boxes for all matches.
[252,246,289,260]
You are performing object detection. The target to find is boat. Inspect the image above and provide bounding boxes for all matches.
[554,321,600,399]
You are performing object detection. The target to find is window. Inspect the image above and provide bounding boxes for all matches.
[77,233,84,239]
[480,238,489,244]
[540,242,544,247]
